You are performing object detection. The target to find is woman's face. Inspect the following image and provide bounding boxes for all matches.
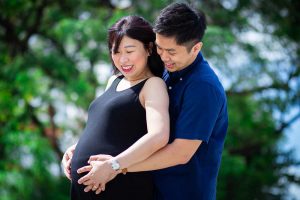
[111,36,152,81]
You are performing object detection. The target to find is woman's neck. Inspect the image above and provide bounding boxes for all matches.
[125,71,153,84]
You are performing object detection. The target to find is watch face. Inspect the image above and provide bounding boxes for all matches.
[111,160,120,171]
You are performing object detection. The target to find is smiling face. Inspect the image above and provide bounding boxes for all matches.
[155,33,202,72]
[111,36,152,81]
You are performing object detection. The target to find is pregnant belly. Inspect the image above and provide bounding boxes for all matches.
[70,140,122,183]
[70,147,91,184]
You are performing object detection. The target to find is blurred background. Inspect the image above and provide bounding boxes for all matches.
[0,0,299,199]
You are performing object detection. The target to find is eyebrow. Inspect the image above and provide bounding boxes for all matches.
[155,42,176,52]
[124,45,136,48]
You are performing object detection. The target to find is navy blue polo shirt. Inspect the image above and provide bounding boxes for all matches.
[154,52,228,200]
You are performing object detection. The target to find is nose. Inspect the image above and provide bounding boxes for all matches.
[160,50,170,62]
[120,54,128,64]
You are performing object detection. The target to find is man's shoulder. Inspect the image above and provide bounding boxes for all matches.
[187,75,225,95]
[190,63,226,95]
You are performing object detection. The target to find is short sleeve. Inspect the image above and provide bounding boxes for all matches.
[174,81,222,142]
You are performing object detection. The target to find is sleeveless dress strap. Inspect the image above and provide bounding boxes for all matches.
[109,75,124,91]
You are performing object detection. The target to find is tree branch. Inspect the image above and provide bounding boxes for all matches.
[27,103,63,159]
[22,0,49,52]
[0,15,21,56]
[227,82,290,96]
[275,112,300,134]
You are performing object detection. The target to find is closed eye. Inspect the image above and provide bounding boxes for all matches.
[168,51,176,56]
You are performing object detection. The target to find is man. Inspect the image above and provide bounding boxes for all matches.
[63,3,228,199]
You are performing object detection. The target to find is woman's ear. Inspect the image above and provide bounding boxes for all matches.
[148,42,153,56]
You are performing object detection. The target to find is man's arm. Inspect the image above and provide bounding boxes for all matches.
[128,138,202,172]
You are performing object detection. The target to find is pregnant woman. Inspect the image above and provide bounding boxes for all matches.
[68,15,169,200]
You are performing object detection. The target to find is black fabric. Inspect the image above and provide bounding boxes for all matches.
[70,76,154,200]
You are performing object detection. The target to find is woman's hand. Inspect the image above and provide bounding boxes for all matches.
[61,144,76,180]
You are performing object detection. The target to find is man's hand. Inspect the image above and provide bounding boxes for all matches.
[76,154,113,194]
[61,144,76,180]
[88,154,113,163]
[77,159,118,195]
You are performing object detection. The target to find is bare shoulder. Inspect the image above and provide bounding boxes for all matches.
[141,76,168,100]
[108,75,117,82]
[144,76,167,89]
[105,74,120,91]
[139,76,169,107]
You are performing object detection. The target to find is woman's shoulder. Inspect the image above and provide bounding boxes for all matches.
[144,76,166,87]
[142,76,167,95]
[140,76,169,105]
[105,74,122,91]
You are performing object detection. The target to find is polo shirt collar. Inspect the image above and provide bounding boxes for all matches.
[168,52,203,81]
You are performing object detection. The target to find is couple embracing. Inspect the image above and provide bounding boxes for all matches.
[62,2,228,200]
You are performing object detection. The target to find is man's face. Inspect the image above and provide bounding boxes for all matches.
[155,34,199,72]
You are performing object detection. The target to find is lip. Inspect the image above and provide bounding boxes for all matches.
[121,65,133,73]
[164,63,175,69]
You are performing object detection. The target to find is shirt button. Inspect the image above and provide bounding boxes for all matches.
[168,86,172,90]
[180,77,183,81]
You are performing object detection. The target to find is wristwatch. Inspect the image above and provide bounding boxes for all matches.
[110,159,121,171]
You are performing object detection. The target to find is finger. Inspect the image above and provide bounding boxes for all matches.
[64,172,71,180]
[61,154,68,167]
[92,184,99,191]
[88,156,98,163]
[62,161,69,176]
[88,154,112,163]
[65,164,71,174]
[63,155,68,163]
[67,151,73,159]
[89,161,96,166]
[95,186,103,195]
[101,184,105,191]
[84,185,93,192]
[78,174,90,184]
[95,188,102,195]
[66,159,72,170]
[71,146,75,153]
[82,179,94,186]
[77,165,92,174]
[64,169,72,180]
[65,169,71,179]
[66,173,72,180]
[95,184,105,194]
[63,160,72,181]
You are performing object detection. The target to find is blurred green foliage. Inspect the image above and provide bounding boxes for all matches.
[0,0,299,199]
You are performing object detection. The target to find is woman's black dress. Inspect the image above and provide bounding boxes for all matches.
[71,76,154,200]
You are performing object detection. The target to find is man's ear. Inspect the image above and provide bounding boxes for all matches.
[192,42,203,54]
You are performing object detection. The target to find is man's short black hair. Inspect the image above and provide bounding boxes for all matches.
[154,3,206,50]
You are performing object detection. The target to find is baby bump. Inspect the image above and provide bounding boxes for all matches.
[69,140,118,184]
[70,149,89,184]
